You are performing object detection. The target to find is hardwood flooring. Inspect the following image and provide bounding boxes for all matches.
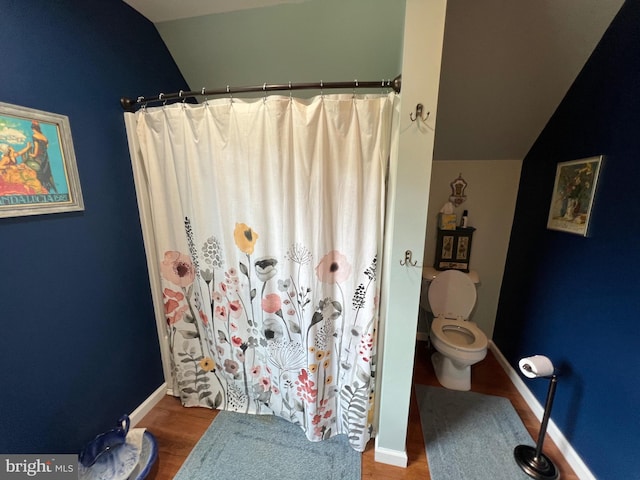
[136,341,579,480]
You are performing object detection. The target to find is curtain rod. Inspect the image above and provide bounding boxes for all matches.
[120,75,401,111]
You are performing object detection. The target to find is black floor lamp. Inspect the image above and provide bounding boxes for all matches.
[514,355,560,480]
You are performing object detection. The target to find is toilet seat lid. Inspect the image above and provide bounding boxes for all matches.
[428,269,477,319]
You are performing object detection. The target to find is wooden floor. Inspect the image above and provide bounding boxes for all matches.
[137,341,579,480]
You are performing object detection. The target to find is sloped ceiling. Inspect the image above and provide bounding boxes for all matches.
[435,0,624,160]
[123,0,309,22]
[122,0,624,160]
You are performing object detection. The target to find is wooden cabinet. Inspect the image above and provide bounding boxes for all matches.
[434,227,475,272]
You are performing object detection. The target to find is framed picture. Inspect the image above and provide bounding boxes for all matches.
[0,101,83,218]
[547,155,603,236]
[434,227,475,272]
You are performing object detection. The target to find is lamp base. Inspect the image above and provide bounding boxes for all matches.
[514,445,559,480]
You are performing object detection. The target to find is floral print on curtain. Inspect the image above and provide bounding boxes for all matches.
[160,221,379,450]
[130,93,395,452]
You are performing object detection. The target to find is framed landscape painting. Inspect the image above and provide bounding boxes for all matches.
[0,101,84,218]
[547,156,603,236]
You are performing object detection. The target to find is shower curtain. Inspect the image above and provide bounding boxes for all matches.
[125,92,396,451]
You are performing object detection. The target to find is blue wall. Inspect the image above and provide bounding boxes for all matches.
[493,1,640,479]
[0,0,187,453]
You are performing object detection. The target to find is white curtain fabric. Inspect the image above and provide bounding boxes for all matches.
[128,93,396,451]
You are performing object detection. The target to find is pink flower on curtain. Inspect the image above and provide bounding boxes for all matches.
[359,333,374,363]
[163,288,188,325]
[311,399,333,439]
[228,300,243,318]
[258,377,271,391]
[215,305,227,322]
[315,250,352,284]
[295,368,318,403]
[160,251,195,287]
[262,293,281,313]
[163,299,188,325]
[163,288,184,301]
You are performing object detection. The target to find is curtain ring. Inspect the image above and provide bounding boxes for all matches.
[136,97,147,113]
[200,87,209,104]
[353,79,358,98]
[288,81,292,100]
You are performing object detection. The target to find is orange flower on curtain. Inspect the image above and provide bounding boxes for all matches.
[234,223,259,255]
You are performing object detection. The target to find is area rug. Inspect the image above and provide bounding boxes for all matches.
[174,410,360,480]
[416,384,535,480]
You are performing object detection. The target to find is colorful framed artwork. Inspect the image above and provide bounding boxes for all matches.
[0,101,84,218]
[547,155,603,236]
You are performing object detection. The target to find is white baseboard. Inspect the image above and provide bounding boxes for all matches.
[129,382,168,427]
[489,341,595,480]
[374,436,408,467]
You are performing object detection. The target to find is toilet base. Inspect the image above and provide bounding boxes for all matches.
[431,352,471,391]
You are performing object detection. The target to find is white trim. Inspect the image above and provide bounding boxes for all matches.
[489,341,596,480]
[375,0,447,459]
[129,382,168,427]
[374,436,408,467]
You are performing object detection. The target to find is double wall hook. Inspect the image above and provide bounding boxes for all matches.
[400,249,417,267]
[410,103,430,123]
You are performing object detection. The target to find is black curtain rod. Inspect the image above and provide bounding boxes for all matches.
[120,75,401,111]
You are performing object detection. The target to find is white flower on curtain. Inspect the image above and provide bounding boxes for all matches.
[132,93,395,451]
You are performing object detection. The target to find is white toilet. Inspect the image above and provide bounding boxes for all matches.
[426,268,488,391]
